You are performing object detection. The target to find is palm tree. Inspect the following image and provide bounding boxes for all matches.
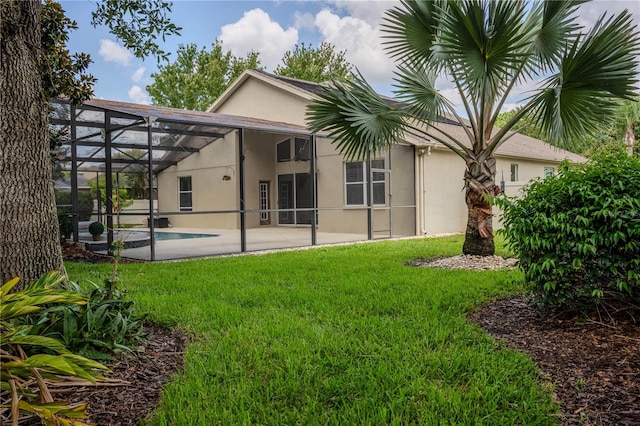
[307,0,639,256]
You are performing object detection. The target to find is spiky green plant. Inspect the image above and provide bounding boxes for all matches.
[0,272,108,426]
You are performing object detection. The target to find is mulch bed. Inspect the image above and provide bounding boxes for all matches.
[62,242,142,264]
[469,296,640,425]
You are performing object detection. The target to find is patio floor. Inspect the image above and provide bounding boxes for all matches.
[81,227,400,261]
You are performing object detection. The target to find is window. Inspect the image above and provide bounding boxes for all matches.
[277,139,291,162]
[510,163,519,182]
[345,159,386,206]
[544,167,555,178]
[178,176,192,211]
[295,138,310,161]
[371,159,386,205]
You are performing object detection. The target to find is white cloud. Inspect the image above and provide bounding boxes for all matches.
[98,39,133,66]
[293,11,315,31]
[131,67,145,83]
[327,0,399,27]
[219,8,298,72]
[314,9,395,85]
[577,0,640,29]
[128,85,149,104]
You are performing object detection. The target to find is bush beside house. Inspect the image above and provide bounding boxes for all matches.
[498,150,640,307]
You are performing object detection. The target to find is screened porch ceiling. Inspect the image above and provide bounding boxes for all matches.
[50,98,313,174]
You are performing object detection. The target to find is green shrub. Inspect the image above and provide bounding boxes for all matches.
[497,151,640,307]
[55,189,94,221]
[20,242,146,361]
[23,279,147,361]
[88,221,104,236]
[58,214,73,241]
[1,272,108,425]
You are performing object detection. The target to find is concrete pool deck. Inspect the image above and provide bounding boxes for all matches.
[81,227,406,261]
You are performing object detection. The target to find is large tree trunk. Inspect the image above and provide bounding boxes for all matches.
[462,155,498,256]
[1,0,64,287]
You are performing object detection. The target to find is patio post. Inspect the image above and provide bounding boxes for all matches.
[105,111,114,255]
[388,148,393,238]
[367,157,373,240]
[146,116,155,261]
[239,129,246,252]
[310,134,317,246]
[70,103,79,242]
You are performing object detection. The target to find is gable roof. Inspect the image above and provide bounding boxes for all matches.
[210,70,586,163]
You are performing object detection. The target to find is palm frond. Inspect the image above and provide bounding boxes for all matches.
[527,10,640,144]
[528,0,586,71]
[306,73,406,161]
[392,60,454,123]
[437,0,533,100]
[382,0,448,70]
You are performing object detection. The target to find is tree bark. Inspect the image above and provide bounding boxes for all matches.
[1,0,64,287]
[462,155,498,256]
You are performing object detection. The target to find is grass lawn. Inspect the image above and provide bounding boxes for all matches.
[66,235,558,425]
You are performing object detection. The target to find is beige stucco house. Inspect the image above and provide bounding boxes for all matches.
[156,70,584,238]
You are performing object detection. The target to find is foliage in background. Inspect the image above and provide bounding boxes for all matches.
[0,272,108,425]
[113,149,153,199]
[147,41,262,111]
[274,42,354,82]
[496,97,640,157]
[88,175,134,214]
[90,0,181,62]
[41,0,95,105]
[55,189,94,221]
[497,150,640,307]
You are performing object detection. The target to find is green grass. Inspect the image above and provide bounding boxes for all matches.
[66,235,558,425]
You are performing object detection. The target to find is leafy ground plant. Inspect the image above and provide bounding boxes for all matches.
[22,242,147,361]
[0,272,108,425]
[497,150,640,307]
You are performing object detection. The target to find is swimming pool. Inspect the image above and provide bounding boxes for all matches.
[145,231,219,241]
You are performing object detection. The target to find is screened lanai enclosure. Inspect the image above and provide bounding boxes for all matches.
[51,99,416,261]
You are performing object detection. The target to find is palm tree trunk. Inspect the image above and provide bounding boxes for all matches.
[462,155,498,256]
[624,123,635,156]
[0,0,64,287]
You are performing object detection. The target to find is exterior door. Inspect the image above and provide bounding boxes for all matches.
[259,181,270,225]
[278,175,294,224]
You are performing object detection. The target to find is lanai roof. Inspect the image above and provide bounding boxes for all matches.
[50,98,312,173]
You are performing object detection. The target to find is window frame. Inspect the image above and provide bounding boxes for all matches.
[344,159,386,207]
[276,139,291,163]
[294,137,310,161]
[510,163,519,182]
[178,176,193,212]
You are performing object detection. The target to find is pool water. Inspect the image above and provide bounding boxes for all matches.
[147,231,219,241]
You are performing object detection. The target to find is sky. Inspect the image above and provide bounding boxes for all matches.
[60,0,640,111]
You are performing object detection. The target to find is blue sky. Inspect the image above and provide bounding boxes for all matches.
[60,0,639,110]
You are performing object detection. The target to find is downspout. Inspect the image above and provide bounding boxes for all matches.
[416,146,428,236]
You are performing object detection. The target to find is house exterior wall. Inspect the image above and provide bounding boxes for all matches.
[157,131,239,228]
[315,139,415,236]
[215,78,309,125]
[421,149,468,235]
[212,78,417,237]
[420,148,562,235]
